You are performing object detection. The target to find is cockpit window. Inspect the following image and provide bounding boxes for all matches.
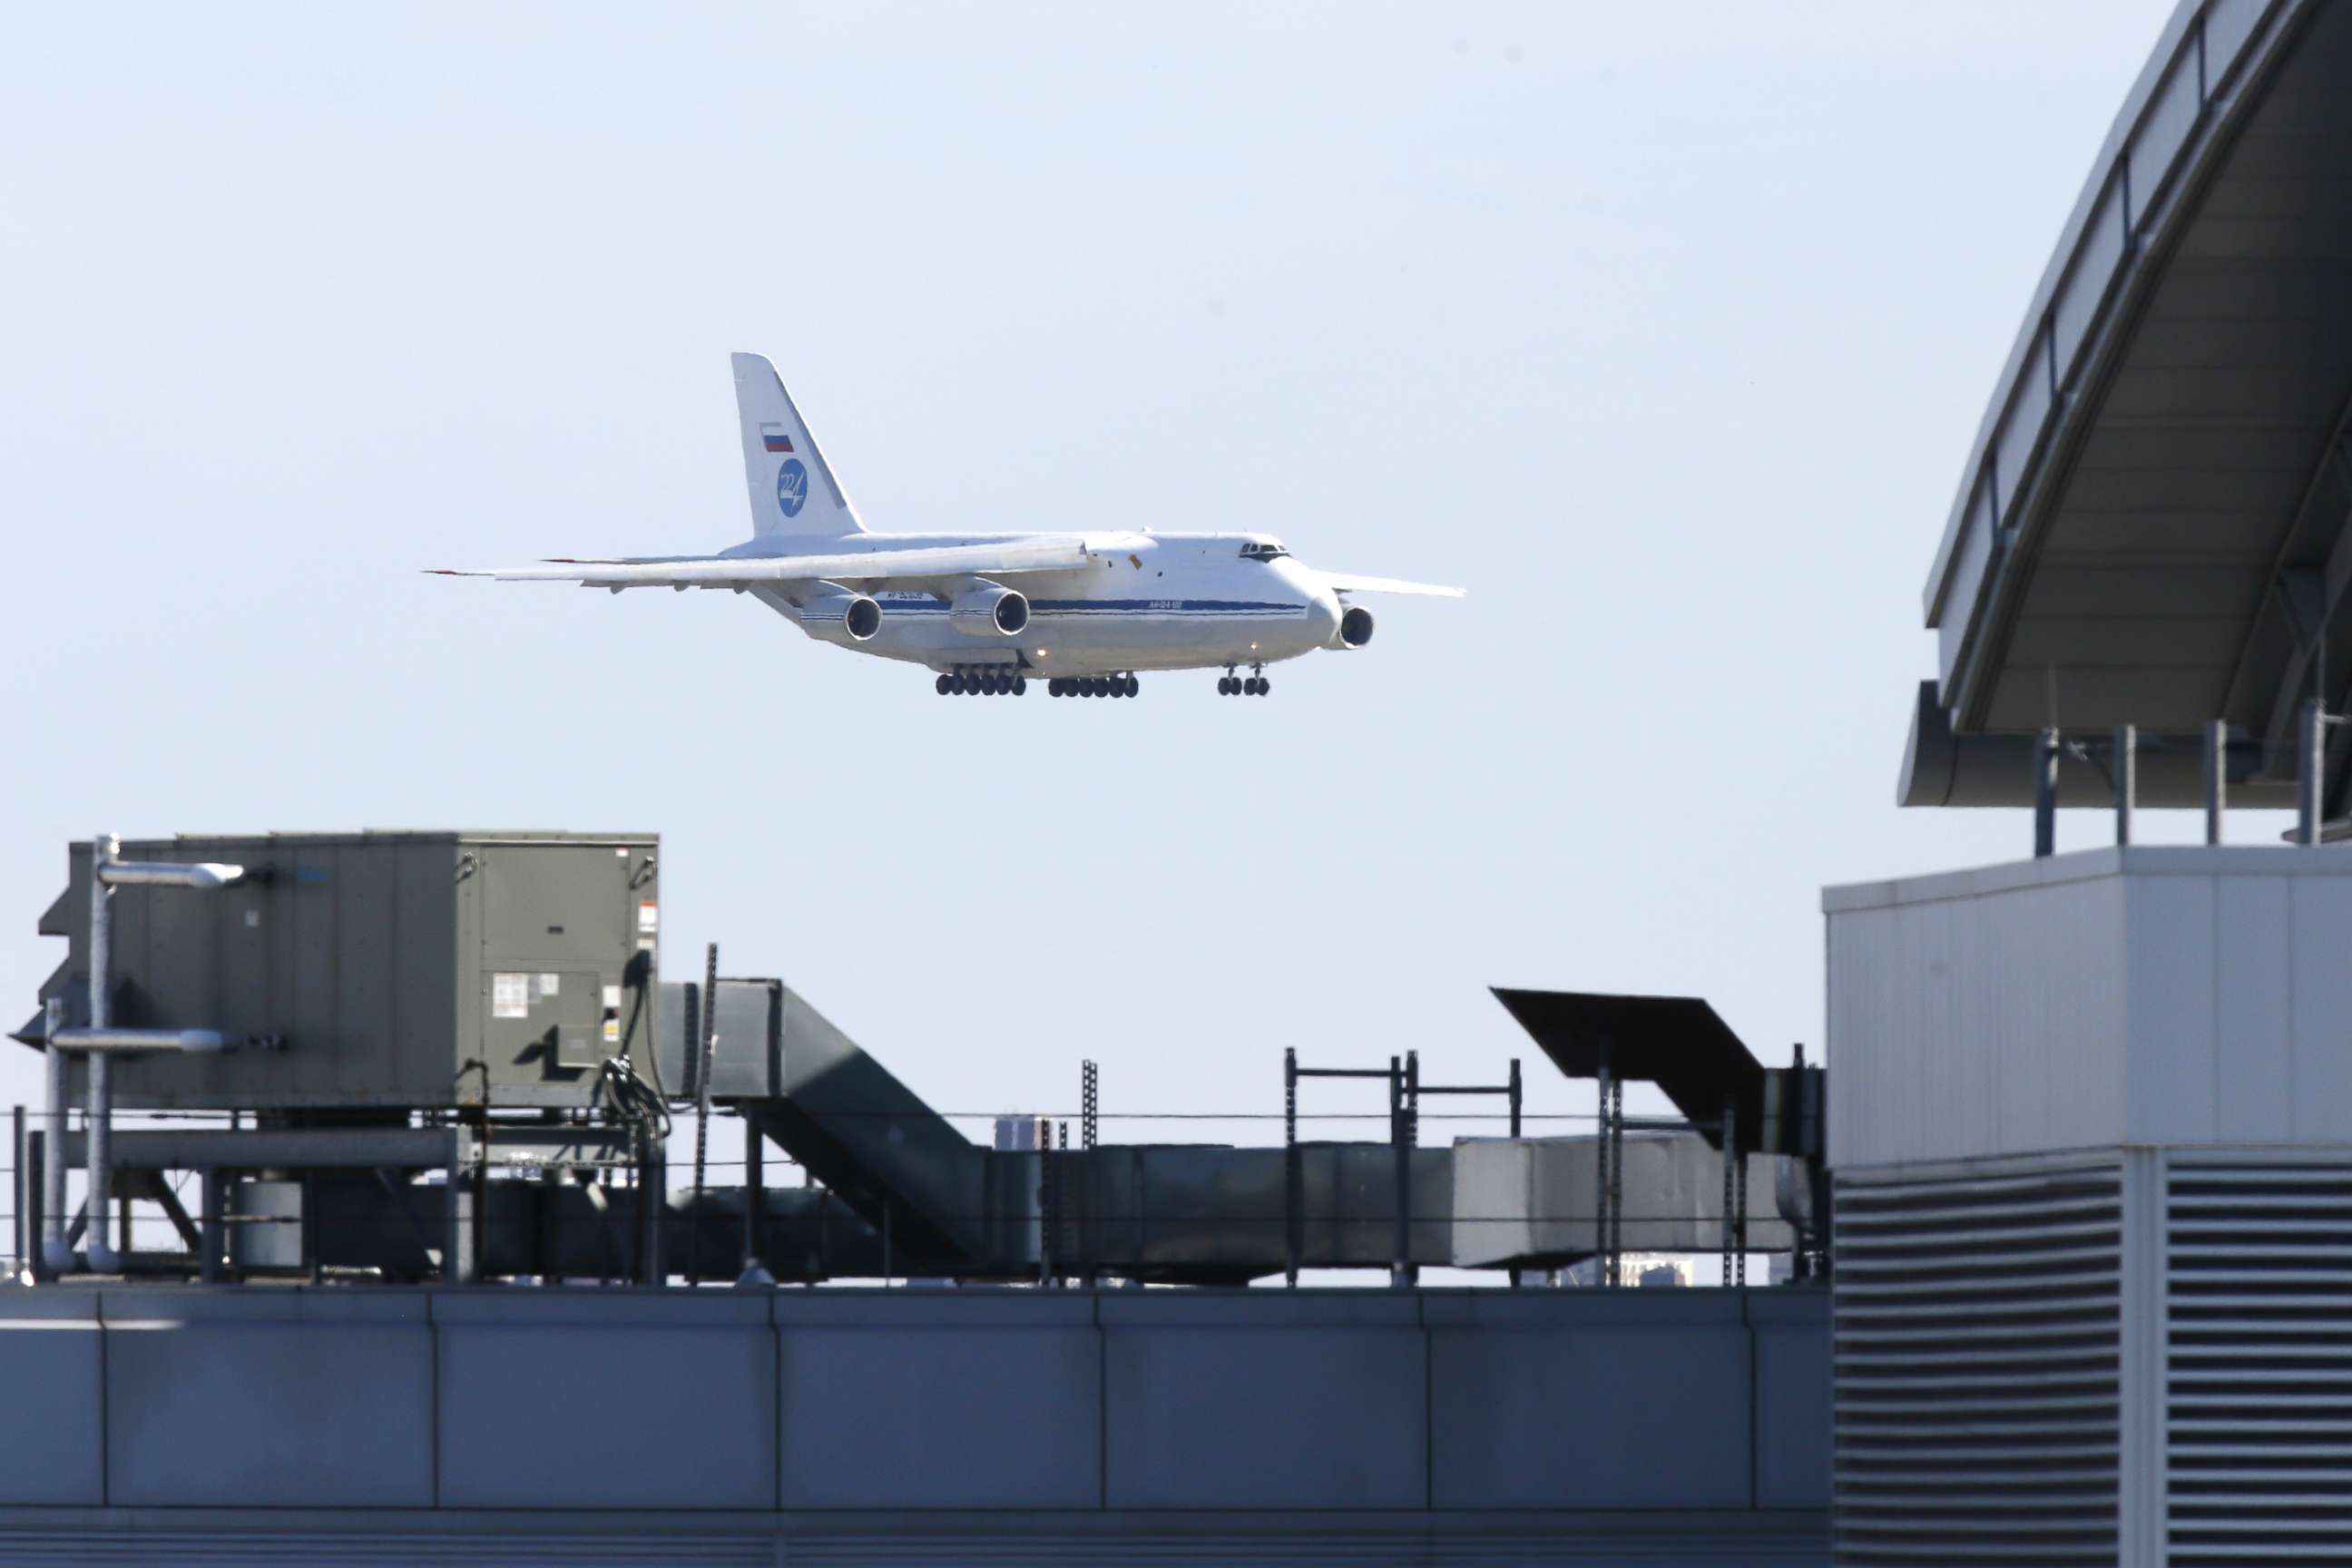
[1239,541,1289,562]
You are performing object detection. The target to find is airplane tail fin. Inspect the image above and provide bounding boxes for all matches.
[731,352,866,537]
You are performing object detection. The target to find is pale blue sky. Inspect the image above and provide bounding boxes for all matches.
[1,3,2203,1163]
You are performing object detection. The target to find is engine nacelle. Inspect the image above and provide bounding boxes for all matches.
[801,588,883,642]
[949,583,1030,638]
[1330,604,1375,649]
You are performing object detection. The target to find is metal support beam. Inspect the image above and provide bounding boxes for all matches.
[2034,728,2060,858]
[200,1168,224,1283]
[2205,719,2229,846]
[2301,697,2328,847]
[2113,724,2136,846]
[1596,1047,1617,1288]
[1283,1047,1300,1289]
[690,943,719,1288]
[145,1172,202,1252]
[1735,1147,1749,1288]
[1721,1095,1737,1289]
[1608,1075,1625,1285]
[634,1141,665,1286]
[1388,1054,1409,1289]
[740,1107,769,1284]
[23,1132,44,1285]
[41,1001,66,1277]
[85,838,115,1273]
[9,1105,21,1279]
[1081,1061,1099,1152]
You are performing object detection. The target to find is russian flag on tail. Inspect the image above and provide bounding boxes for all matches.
[760,422,795,454]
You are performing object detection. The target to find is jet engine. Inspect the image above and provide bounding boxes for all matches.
[802,588,883,642]
[949,583,1030,638]
[1331,604,1375,649]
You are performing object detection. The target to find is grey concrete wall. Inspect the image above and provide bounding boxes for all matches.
[0,1283,1828,1528]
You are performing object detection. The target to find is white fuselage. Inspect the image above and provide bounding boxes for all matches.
[731,531,1343,677]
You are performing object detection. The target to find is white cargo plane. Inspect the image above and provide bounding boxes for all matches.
[436,353,1461,698]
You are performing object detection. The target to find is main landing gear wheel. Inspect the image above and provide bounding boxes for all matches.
[1057,674,1136,699]
[938,668,1027,695]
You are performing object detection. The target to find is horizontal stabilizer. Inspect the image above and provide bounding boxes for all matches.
[431,534,1142,589]
[1319,572,1465,599]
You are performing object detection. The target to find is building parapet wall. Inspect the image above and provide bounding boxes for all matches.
[0,1284,1828,1544]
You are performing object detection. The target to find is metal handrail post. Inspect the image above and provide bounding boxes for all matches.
[86,836,116,1273]
[2301,698,2327,847]
[2113,724,2135,846]
[1283,1047,1299,1287]
[2034,729,2060,858]
[2205,719,2228,846]
[1596,1046,1614,1288]
[1388,1054,1409,1289]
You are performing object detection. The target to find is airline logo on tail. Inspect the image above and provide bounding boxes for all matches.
[777,459,809,517]
[760,422,795,454]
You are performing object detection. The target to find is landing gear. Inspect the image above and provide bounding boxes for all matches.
[1219,665,1270,697]
[936,666,1027,696]
[1048,674,1137,698]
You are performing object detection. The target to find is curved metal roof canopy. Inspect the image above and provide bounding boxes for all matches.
[1905,0,2352,808]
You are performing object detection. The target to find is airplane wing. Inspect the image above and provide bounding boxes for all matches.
[431,534,1140,590]
[1319,573,1465,599]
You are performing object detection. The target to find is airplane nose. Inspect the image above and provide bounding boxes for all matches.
[1303,588,1340,648]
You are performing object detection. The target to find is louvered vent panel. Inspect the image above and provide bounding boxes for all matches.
[2167,1154,2352,1564]
[1834,1159,2121,1566]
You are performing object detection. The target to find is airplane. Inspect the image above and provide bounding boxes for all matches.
[435,353,1462,698]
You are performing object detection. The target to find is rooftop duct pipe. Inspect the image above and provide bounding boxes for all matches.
[68,836,245,1274]
[53,1029,229,1052]
[39,999,66,1276]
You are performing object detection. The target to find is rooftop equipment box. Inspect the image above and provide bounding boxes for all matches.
[32,832,660,1111]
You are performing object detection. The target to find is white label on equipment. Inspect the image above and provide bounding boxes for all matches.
[533,972,560,1001]
[637,901,659,934]
[603,985,622,1008]
[493,973,531,1018]
[603,1017,621,1043]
